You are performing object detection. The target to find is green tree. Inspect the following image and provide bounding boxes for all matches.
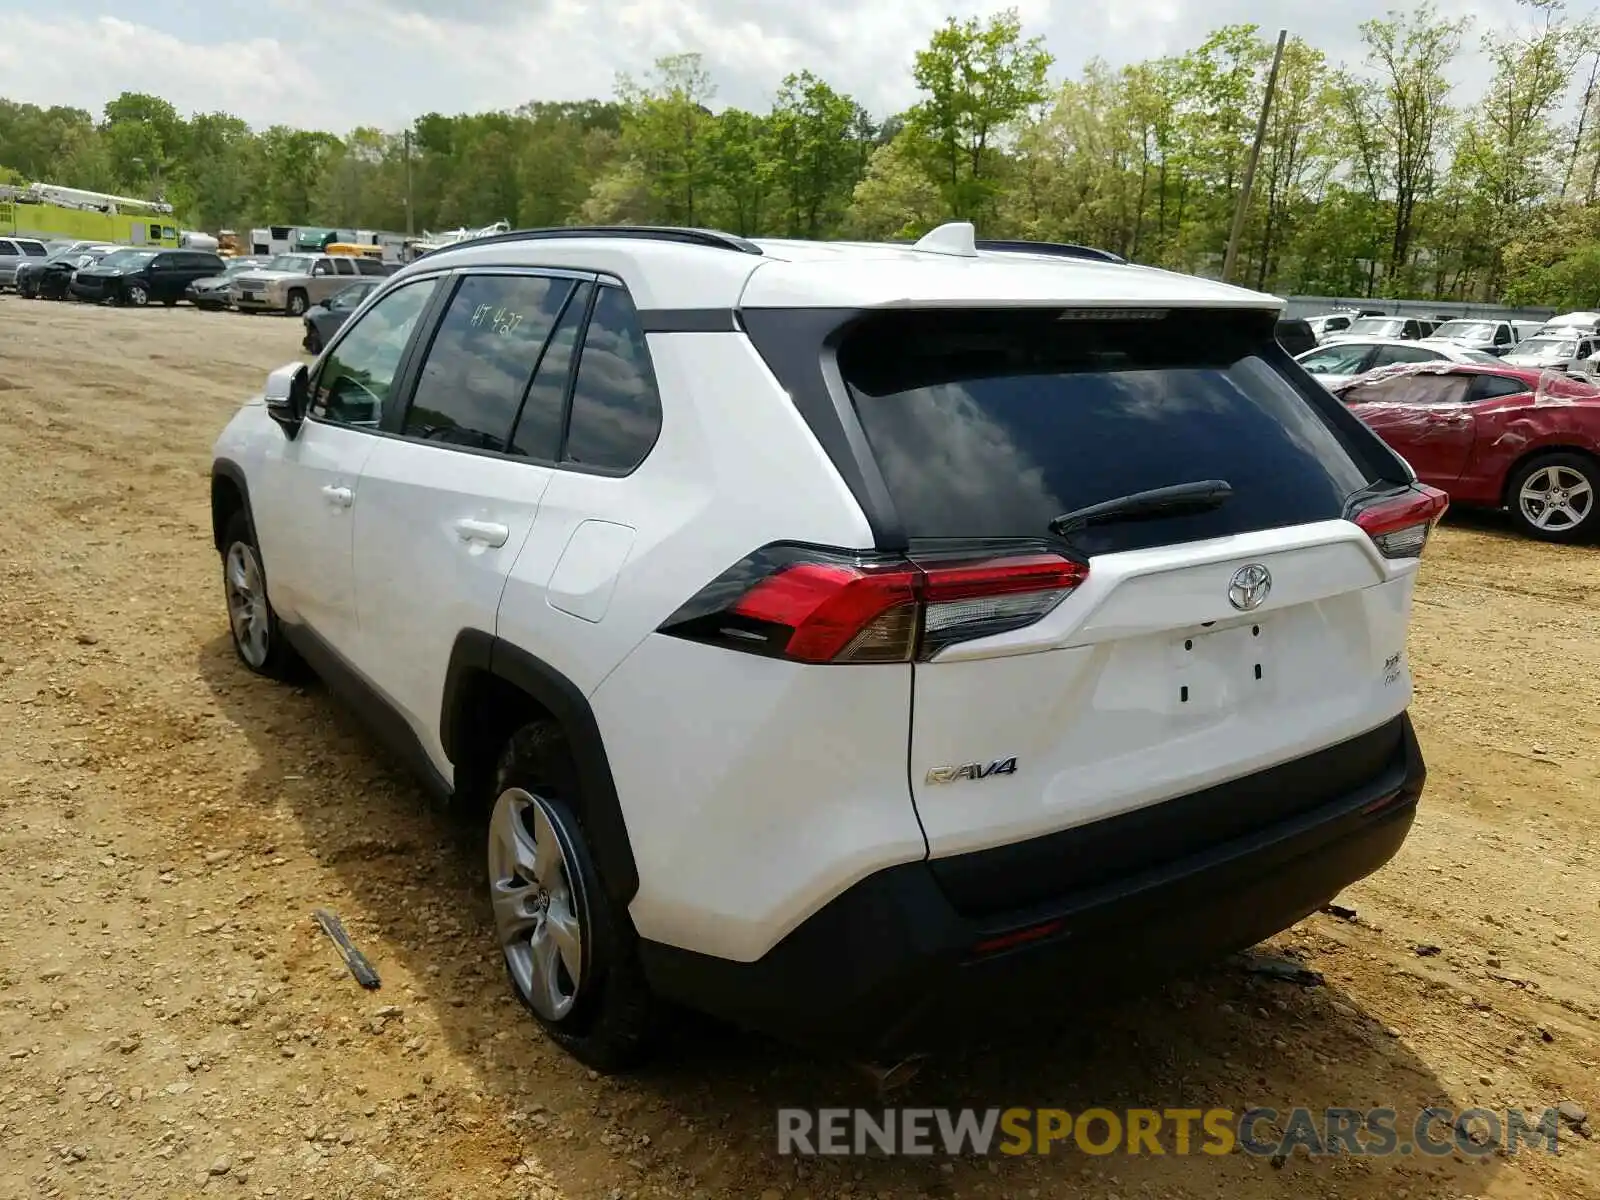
[1352,5,1470,289]
[705,108,773,235]
[1456,0,1587,292]
[848,130,946,238]
[101,92,186,196]
[903,8,1053,221]
[769,71,873,236]
[613,53,718,224]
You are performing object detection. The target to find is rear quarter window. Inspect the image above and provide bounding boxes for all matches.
[837,308,1382,556]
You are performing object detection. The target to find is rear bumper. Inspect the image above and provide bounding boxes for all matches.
[639,713,1426,1057]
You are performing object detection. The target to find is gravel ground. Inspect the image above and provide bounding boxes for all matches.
[1,298,1596,1200]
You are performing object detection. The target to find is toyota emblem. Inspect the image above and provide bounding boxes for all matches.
[1228,563,1272,611]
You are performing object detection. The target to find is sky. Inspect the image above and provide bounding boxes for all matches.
[0,0,1564,132]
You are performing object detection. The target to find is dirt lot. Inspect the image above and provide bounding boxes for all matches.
[0,298,1596,1200]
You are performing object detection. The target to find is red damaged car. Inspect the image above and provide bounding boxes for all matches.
[1327,362,1600,543]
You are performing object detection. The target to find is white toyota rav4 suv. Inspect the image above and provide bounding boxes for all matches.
[210,222,1443,1070]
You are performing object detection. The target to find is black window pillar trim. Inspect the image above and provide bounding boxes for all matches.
[554,282,602,463]
[635,308,740,334]
[441,630,640,909]
[502,278,586,456]
[738,307,908,550]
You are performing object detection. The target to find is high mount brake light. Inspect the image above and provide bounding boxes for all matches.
[659,547,1089,664]
[1352,486,1449,559]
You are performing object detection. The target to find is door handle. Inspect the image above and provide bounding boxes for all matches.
[453,518,510,547]
[320,484,353,508]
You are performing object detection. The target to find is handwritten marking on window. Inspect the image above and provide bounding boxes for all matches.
[470,303,525,337]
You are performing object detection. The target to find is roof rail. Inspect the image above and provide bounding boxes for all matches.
[438,224,765,256]
[974,239,1125,265]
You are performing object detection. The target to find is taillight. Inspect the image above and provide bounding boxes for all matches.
[658,545,1088,663]
[1351,486,1449,559]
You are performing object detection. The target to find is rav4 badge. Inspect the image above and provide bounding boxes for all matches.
[925,757,1019,785]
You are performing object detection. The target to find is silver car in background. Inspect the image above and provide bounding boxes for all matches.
[0,236,50,289]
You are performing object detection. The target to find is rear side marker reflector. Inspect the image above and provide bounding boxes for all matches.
[660,546,1089,664]
[1351,485,1449,559]
[972,919,1065,955]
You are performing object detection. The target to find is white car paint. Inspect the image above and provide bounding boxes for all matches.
[213,223,1437,979]
[910,521,1416,861]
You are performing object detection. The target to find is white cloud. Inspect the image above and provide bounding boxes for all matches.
[0,0,1567,132]
[0,13,330,127]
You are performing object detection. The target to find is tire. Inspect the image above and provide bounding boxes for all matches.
[1507,452,1599,543]
[486,723,657,1071]
[162,298,178,308]
[123,281,149,307]
[286,289,309,317]
[219,511,304,679]
[304,324,323,354]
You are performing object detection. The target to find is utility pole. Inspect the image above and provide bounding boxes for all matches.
[1222,28,1287,285]
[403,127,414,237]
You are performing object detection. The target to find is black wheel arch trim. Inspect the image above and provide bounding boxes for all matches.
[210,458,256,553]
[442,630,639,908]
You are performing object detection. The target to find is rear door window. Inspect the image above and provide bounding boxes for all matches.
[401,272,577,452]
[837,308,1378,556]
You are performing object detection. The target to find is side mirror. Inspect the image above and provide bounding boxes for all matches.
[263,362,310,438]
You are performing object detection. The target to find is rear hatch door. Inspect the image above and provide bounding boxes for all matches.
[837,306,1424,916]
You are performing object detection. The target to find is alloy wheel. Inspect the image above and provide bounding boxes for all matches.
[1518,464,1594,533]
[487,788,584,1021]
[223,542,270,668]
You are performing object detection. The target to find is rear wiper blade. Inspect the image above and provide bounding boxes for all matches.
[1049,479,1234,537]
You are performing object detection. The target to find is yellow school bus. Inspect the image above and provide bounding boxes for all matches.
[325,242,385,260]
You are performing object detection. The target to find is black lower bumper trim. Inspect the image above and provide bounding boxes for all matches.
[638,714,1426,1057]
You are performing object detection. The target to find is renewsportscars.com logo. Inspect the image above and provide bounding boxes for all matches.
[776,1106,1569,1158]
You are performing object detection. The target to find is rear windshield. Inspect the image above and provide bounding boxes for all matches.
[837,308,1380,556]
